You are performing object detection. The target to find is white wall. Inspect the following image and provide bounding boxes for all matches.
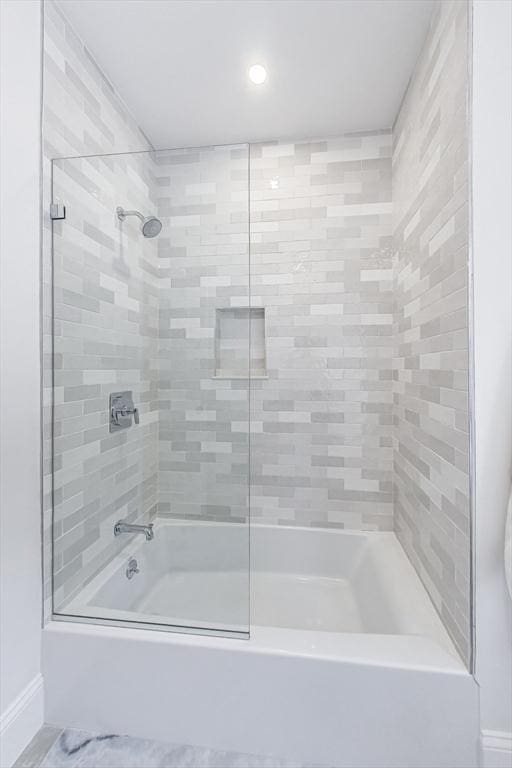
[472,1,512,766]
[0,1,44,765]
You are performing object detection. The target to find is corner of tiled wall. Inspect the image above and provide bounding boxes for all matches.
[392,0,471,665]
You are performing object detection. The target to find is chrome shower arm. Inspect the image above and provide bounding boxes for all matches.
[116,206,144,223]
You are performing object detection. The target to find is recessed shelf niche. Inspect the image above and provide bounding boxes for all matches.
[214,307,267,379]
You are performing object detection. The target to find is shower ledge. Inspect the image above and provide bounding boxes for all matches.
[212,375,269,380]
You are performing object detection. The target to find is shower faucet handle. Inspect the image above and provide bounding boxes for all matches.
[109,391,139,431]
[116,404,139,422]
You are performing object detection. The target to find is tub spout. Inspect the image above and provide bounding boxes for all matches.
[114,520,154,541]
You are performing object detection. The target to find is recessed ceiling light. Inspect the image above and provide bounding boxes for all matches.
[248,64,267,85]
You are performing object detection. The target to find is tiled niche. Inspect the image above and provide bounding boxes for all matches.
[214,307,267,379]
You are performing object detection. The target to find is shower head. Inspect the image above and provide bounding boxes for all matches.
[141,216,162,238]
[116,206,162,238]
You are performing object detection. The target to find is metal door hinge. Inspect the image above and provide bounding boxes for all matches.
[50,203,66,220]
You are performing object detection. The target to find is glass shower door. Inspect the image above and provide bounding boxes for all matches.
[50,143,250,637]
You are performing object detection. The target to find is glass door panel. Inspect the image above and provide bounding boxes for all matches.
[51,144,250,636]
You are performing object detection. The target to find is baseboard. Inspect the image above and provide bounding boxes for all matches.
[481,730,512,768]
[0,674,44,768]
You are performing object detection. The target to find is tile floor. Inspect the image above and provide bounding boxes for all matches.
[14,727,324,768]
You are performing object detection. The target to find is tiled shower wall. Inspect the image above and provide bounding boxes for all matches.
[249,136,393,528]
[43,0,155,611]
[392,0,470,662]
[155,136,393,529]
[50,153,160,611]
[156,145,251,522]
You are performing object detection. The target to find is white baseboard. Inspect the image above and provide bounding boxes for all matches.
[0,674,44,768]
[481,730,512,768]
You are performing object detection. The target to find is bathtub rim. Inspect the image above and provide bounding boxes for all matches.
[45,618,466,674]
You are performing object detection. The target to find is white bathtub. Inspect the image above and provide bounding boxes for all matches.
[59,521,458,652]
[44,521,479,767]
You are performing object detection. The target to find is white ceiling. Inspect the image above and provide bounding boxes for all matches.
[57,0,435,149]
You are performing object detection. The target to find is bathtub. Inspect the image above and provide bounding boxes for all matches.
[43,521,479,767]
[59,521,458,654]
